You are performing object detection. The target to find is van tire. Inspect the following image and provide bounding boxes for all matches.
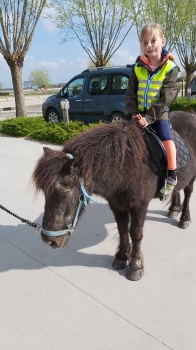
[110,112,126,123]
[45,108,60,123]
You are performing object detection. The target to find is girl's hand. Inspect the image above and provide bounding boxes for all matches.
[132,114,143,120]
[137,117,149,129]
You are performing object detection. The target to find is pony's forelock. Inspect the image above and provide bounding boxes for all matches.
[33,150,68,197]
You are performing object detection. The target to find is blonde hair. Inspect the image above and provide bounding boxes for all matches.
[139,23,166,54]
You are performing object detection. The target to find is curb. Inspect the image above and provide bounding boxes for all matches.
[0,104,42,111]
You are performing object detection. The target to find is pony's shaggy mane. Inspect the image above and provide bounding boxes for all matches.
[63,121,147,179]
[33,121,147,194]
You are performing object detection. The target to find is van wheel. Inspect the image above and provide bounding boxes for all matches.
[191,93,196,99]
[110,112,126,123]
[46,108,60,123]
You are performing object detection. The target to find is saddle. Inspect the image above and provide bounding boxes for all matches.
[143,126,191,176]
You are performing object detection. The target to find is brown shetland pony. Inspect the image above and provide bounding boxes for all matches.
[33,111,196,281]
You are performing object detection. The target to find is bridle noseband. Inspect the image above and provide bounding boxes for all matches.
[42,154,97,237]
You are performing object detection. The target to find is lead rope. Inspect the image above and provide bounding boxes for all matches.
[0,204,41,233]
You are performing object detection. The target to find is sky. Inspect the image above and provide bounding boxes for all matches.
[0,18,182,89]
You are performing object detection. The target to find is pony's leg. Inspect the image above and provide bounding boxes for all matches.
[110,208,131,270]
[178,176,195,229]
[167,191,181,219]
[127,205,148,281]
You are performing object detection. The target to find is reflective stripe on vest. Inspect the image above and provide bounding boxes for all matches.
[134,60,176,111]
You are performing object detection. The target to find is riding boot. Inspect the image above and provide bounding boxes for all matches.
[159,176,177,200]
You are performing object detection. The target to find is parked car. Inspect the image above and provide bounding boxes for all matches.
[190,78,196,98]
[42,65,133,123]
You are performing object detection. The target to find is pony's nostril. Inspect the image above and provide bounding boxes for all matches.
[48,240,59,249]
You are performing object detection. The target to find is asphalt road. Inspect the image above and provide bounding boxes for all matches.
[0,105,42,120]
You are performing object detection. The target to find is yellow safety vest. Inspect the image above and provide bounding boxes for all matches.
[134,60,176,111]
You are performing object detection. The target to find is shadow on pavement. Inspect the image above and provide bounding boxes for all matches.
[146,209,179,226]
[0,202,121,273]
[0,203,180,273]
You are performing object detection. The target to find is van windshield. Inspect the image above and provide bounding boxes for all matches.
[61,77,85,97]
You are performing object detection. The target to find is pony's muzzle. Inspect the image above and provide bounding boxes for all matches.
[41,232,70,249]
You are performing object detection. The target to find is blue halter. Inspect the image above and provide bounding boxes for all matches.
[42,154,97,237]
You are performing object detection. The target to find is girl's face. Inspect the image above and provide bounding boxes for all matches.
[142,31,165,61]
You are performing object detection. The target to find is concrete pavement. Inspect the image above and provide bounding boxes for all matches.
[0,135,196,349]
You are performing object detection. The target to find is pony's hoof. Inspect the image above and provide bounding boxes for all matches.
[112,258,127,270]
[126,259,143,281]
[167,210,180,219]
[178,220,190,229]
[126,267,143,281]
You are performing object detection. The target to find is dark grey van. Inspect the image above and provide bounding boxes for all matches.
[42,65,132,123]
[190,78,196,98]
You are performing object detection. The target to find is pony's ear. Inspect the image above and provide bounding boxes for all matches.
[43,147,55,155]
[62,158,75,174]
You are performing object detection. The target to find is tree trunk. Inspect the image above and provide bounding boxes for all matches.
[185,69,194,96]
[6,58,26,117]
[95,55,107,67]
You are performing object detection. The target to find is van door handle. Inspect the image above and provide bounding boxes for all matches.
[84,99,91,102]
[76,100,82,102]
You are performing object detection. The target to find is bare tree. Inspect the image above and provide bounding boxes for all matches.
[0,0,46,116]
[174,23,196,94]
[47,0,142,67]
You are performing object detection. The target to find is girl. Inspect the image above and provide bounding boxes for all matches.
[126,23,179,199]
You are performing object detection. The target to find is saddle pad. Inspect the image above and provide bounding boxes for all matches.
[144,127,191,175]
[171,129,191,169]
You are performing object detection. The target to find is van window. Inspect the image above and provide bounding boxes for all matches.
[88,74,109,95]
[110,74,129,93]
[63,77,85,96]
